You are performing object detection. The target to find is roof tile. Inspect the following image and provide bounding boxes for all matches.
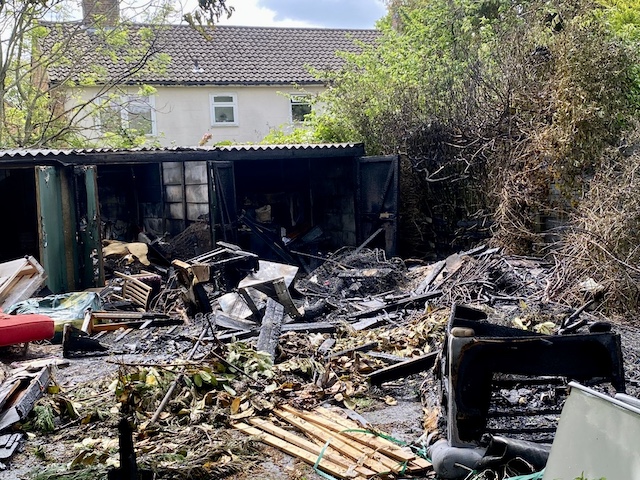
[44,24,379,85]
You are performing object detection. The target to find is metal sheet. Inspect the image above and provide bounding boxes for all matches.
[238,260,299,289]
[36,166,77,293]
[209,161,237,243]
[543,383,640,480]
[356,155,399,256]
[76,166,104,289]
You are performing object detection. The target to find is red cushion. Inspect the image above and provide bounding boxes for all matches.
[0,313,55,347]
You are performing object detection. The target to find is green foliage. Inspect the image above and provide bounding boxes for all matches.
[183,0,234,31]
[261,110,357,145]
[597,0,640,40]
[31,465,107,480]
[0,1,179,148]
[261,125,316,144]
[309,0,640,256]
[226,342,274,380]
[31,404,56,432]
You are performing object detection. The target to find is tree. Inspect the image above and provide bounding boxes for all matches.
[306,0,639,256]
[0,0,231,148]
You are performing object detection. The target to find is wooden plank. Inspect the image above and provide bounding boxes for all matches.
[92,331,107,340]
[15,367,51,418]
[214,311,258,331]
[404,455,432,473]
[0,380,23,412]
[92,312,163,320]
[347,291,442,319]
[256,298,284,361]
[315,407,432,474]
[91,323,136,332]
[351,316,394,332]
[281,322,336,334]
[362,351,407,364]
[413,260,446,295]
[0,367,52,432]
[0,408,20,432]
[81,309,93,335]
[114,328,134,342]
[248,417,377,477]
[216,330,256,342]
[91,317,182,332]
[0,432,22,459]
[9,358,68,374]
[0,258,28,293]
[232,422,361,479]
[0,256,47,311]
[366,352,438,386]
[312,407,416,462]
[273,408,397,473]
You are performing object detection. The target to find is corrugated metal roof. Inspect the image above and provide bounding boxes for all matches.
[0,143,364,159]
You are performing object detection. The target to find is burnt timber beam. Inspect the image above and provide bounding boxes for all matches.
[0,367,52,432]
[256,298,285,361]
[348,291,442,319]
[366,352,438,385]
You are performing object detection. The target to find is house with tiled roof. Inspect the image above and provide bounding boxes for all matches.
[44,4,379,146]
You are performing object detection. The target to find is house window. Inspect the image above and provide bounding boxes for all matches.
[99,95,156,135]
[126,95,155,134]
[290,94,312,122]
[210,94,238,126]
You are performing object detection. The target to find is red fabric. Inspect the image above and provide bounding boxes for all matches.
[0,313,55,347]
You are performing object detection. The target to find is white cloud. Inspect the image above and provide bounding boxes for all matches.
[261,0,385,28]
[219,0,322,27]
[178,0,322,28]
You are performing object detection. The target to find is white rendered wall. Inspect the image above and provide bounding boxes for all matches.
[73,84,324,146]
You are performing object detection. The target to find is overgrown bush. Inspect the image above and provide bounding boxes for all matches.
[547,137,640,313]
[304,0,640,265]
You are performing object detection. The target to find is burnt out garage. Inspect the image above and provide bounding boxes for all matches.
[0,144,398,293]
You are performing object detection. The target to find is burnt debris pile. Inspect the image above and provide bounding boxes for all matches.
[0,243,638,480]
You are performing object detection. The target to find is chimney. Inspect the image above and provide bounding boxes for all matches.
[389,0,403,31]
[82,0,119,26]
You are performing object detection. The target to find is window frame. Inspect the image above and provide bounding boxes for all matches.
[289,94,312,123]
[97,94,157,136]
[210,93,239,127]
[125,94,157,136]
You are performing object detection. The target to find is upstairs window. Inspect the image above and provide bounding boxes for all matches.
[210,94,238,126]
[98,95,156,136]
[290,94,312,122]
[126,95,155,134]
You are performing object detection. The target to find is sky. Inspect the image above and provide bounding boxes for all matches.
[52,0,387,29]
[187,0,387,29]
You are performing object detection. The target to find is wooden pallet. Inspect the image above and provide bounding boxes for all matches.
[0,256,47,311]
[233,405,431,479]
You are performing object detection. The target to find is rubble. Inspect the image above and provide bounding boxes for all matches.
[0,241,638,480]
